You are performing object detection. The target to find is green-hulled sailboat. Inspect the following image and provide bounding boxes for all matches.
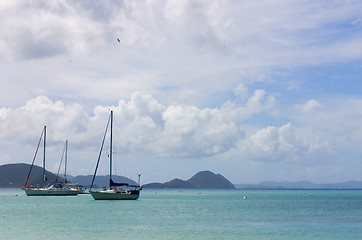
[89,110,141,200]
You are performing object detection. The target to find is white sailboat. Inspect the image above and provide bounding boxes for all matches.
[24,127,79,196]
[89,110,141,200]
[54,140,85,194]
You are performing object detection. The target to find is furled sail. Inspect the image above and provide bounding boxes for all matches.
[110,179,129,187]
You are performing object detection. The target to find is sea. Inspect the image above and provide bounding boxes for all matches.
[1,189,361,240]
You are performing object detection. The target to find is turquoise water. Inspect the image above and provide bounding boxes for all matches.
[1,189,362,239]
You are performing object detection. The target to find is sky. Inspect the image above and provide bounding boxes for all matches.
[1,0,362,185]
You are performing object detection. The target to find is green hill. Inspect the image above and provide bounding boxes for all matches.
[0,163,137,188]
[187,170,235,189]
[143,170,235,189]
[0,164,235,190]
[0,163,64,188]
[164,178,194,189]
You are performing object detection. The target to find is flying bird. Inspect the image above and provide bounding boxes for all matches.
[117,38,121,43]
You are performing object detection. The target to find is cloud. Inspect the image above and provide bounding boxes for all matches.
[1,0,362,110]
[2,0,361,63]
[293,98,362,151]
[159,104,241,157]
[233,83,248,100]
[0,91,276,158]
[0,96,90,145]
[0,1,116,60]
[1,92,362,183]
[295,99,323,112]
[3,90,356,168]
[1,1,362,182]
[233,122,316,163]
[225,95,362,167]
[1,2,69,59]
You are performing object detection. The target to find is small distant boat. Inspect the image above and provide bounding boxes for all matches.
[89,110,141,200]
[24,127,79,196]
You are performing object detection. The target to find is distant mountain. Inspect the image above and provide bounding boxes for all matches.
[188,171,235,189]
[235,181,362,189]
[0,163,64,188]
[69,175,137,188]
[143,170,236,189]
[0,163,135,189]
[164,178,194,189]
[3,163,362,190]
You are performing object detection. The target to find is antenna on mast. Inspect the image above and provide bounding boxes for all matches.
[137,173,142,186]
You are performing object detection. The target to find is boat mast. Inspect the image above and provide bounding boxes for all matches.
[65,140,68,183]
[43,126,46,187]
[109,110,113,185]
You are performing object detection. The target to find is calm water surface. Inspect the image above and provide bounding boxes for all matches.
[1,189,361,239]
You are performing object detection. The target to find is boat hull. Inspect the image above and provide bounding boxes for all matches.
[90,190,140,200]
[24,188,79,196]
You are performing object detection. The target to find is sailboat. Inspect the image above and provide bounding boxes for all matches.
[24,126,79,196]
[89,110,141,200]
[53,140,85,194]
